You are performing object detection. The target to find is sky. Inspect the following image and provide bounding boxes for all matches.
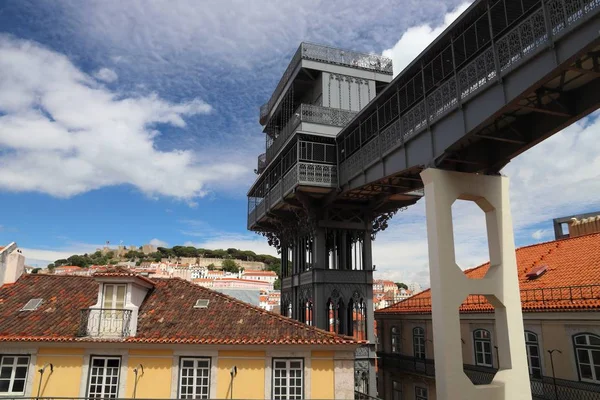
[0,1,598,287]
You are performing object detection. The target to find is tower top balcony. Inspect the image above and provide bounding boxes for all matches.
[259,42,393,125]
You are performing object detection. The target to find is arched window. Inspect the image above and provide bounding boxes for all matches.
[525,331,542,378]
[413,327,426,359]
[391,326,401,353]
[574,333,600,383]
[305,300,313,326]
[473,329,493,367]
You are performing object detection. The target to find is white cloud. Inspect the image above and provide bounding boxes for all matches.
[0,35,250,201]
[383,2,471,76]
[21,242,102,267]
[149,238,168,247]
[531,229,551,240]
[94,67,118,83]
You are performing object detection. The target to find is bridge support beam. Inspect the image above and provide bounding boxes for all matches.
[420,168,531,400]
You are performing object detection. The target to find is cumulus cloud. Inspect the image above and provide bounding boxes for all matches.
[383,2,471,75]
[149,238,168,247]
[94,67,118,82]
[0,35,249,201]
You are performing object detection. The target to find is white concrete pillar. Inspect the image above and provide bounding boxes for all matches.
[420,168,531,400]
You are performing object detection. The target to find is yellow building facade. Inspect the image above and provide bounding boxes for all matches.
[3,344,353,399]
[0,266,360,399]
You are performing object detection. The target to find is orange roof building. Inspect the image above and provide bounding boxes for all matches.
[375,232,600,399]
[0,265,360,399]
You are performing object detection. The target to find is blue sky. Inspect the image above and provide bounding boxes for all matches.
[0,1,599,286]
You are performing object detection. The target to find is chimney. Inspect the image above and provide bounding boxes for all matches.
[0,242,26,286]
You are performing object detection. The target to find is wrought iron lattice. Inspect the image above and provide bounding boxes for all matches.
[338,0,600,183]
[300,104,357,126]
[298,162,338,186]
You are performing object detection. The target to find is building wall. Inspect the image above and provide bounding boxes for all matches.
[33,347,85,397]
[321,72,376,111]
[125,349,173,399]
[3,345,355,399]
[377,312,600,397]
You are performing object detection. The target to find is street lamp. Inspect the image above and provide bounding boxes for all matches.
[548,349,562,400]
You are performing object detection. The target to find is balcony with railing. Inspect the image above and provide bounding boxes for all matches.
[265,103,357,166]
[379,352,600,399]
[77,308,133,338]
[247,160,337,229]
[260,42,392,125]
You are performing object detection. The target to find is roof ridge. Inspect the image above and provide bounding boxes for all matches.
[516,231,600,250]
[165,277,359,342]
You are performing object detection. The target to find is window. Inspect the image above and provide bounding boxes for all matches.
[392,380,402,400]
[272,359,303,400]
[391,326,401,353]
[415,386,428,400]
[0,355,30,395]
[87,356,121,398]
[525,331,542,378]
[179,358,210,399]
[574,333,600,383]
[103,284,126,309]
[473,329,493,367]
[413,327,426,359]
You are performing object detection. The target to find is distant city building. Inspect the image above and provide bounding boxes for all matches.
[376,231,600,399]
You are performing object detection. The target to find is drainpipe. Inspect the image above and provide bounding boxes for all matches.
[36,363,53,398]
[133,364,144,399]
[230,366,237,399]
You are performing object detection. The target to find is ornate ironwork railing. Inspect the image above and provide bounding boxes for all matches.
[384,284,600,311]
[298,162,338,187]
[354,391,383,400]
[379,352,600,399]
[300,104,358,127]
[247,162,336,227]
[77,308,132,338]
[266,104,356,165]
[260,42,392,123]
[339,0,600,184]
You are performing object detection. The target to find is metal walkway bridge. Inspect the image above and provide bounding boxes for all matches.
[336,0,600,208]
[247,0,600,398]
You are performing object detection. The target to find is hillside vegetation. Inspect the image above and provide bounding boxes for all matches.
[49,246,280,270]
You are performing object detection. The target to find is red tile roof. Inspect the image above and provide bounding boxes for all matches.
[0,274,358,345]
[377,232,600,315]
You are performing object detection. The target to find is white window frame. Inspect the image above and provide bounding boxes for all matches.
[573,333,600,383]
[391,326,401,354]
[272,358,304,400]
[86,356,121,398]
[392,380,402,400]
[178,357,211,399]
[525,331,542,378]
[413,327,426,359]
[0,355,30,395]
[473,329,493,367]
[415,385,428,400]
[102,284,127,309]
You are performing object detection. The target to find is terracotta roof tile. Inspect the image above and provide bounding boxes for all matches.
[377,232,600,315]
[0,274,358,345]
